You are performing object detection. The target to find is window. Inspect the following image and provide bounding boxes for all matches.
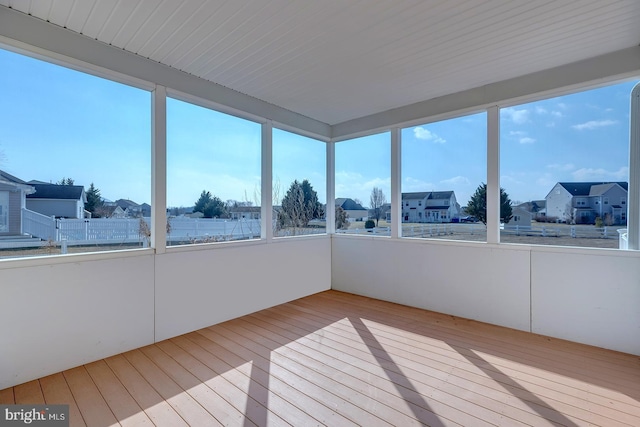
[0,48,151,259]
[166,97,261,245]
[273,129,326,237]
[0,191,8,232]
[401,112,487,241]
[335,133,390,235]
[500,79,637,249]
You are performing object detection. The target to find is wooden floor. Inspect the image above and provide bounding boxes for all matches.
[1,291,639,426]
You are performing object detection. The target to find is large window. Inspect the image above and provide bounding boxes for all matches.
[272,129,326,237]
[0,48,150,259]
[500,80,637,249]
[335,133,390,236]
[401,113,487,241]
[166,97,261,245]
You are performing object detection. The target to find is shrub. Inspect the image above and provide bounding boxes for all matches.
[595,216,604,228]
[364,219,375,229]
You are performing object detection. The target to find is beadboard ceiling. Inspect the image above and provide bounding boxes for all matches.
[1,0,640,126]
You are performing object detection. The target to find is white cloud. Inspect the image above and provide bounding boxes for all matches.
[571,119,617,130]
[509,131,525,136]
[501,107,529,124]
[571,166,628,181]
[413,126,446,143]
[440,176,470,186]
[519,137,536,144]
[557,102,567,109]
[535,106,547,114]
[547,163,575,172]
[551,111,563,118]
[403,177,435,192]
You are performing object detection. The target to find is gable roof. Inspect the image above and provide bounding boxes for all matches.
[115,199,140,209]
[557,182,628,196]
[26,183,85,201]
[335,198,367,211]
[402,191,454,200]
[0,169,29,185]
[589,183,627,196]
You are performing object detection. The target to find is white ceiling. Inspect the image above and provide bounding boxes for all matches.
[1,0,640,126]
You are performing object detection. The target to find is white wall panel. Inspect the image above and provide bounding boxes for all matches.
[531,250,640,355]
[0,254,155,390]
[331,237,531,332]
[155,238,332,341]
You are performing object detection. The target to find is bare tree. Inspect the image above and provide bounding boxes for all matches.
[253,176,282,207]
[369,187,387,227]
[564,203,576,225]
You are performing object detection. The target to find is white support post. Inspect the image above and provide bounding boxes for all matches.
[261,121,273,241]
[326,141,336,234]
[151,85,167,253]
[390,127,402,238]
[628,83,640,250]
[487,106,500,244]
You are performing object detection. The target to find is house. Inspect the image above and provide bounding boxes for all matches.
[2,3,640,425]
[115,199,143,217]
[0,169,35,235]
[25,182,86,219]
[506,206,533,229]
[402,191,460,223]
[140,203,151,218]
[335,198,368,221]
[228,205,260,220]
[95,204,127,218]
[545,182,628,224]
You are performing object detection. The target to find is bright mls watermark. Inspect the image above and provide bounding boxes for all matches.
[1,405,68,426]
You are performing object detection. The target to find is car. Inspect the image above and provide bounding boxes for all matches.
[460,216,478,223]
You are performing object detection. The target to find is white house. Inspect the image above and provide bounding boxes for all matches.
[335,198,368,221]
[545,182,628,224]
[506,206,533,230]
[402,191,459,223]
[25,183,86,219]
[0,169,35,235]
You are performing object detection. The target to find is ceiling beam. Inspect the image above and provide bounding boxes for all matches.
[332,46,640,140]
[0,6,331,140]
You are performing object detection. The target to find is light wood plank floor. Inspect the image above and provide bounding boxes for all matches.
[1,290,639,426]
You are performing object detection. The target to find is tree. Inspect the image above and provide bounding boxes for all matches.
[369,187,386,227]
[465,183,513,225]
[203,196,226,218]
[194,190,212,214]
[335,206,349,230]
[85,182,103,217]
[58,177,75,185]
[279,179,322,231]
[194,190,226,218]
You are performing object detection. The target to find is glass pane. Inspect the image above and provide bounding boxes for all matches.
[0,48,150,259]
[272,129,326,237]
[335,132,390,236]
[401,113,487,241]
[500,80,637,249]
[167,98,261,245]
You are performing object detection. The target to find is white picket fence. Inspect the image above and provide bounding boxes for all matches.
[21,210,261,246]
[22,208,57,240]
[168,217,261,243]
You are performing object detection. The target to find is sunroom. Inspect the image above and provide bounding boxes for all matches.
[0,1,639,426]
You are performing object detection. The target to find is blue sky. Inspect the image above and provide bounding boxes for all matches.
[1,47,637,209]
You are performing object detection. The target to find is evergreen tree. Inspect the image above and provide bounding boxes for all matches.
[85,182,103,217]
[194,190,212,215]
[466,183,513,225]
[280,179,322,229]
